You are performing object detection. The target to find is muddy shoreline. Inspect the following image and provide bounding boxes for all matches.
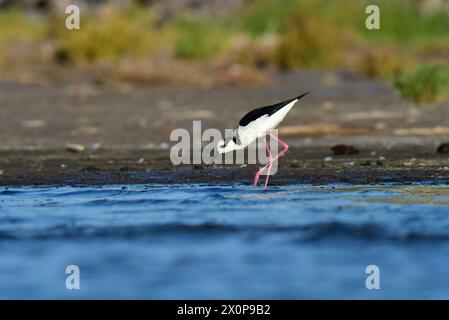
[1,71,449,187]
[1,146,449,186]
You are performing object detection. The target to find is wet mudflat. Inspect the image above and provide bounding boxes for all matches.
[1,70,449,186]
[1,147,449,186]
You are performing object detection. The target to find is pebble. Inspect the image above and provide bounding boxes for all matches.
[331,144,359,156]
[65,143,85,153]
[436,143,449,154]
[324,156,333,162]
[137,158,145,164]
[0,170,3,175]
[142,143,155,149]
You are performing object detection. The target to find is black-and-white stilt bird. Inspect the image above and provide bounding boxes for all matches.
[215,92,310,189]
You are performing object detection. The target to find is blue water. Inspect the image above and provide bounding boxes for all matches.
[1,183,449,299]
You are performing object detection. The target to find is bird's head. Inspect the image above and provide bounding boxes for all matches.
[216,136,238,154]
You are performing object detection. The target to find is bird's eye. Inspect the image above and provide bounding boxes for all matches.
[232,137,237,143]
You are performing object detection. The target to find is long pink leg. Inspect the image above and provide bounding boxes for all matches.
[267,131,289,163]
[253,133,272,186]
[264,136,274,189]
[261,132,289,189]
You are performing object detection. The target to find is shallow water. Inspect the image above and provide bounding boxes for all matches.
[0,183,449,299]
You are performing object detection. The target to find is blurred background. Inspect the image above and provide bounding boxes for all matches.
[0,0,448,88]
[0,0,448,149]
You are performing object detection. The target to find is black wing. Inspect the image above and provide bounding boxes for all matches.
[238,92,310,127]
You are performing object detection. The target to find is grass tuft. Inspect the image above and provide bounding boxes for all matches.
[355,46,413,79]
[52,7,158,65]
[274,11,354,69]
[393,64,449,103]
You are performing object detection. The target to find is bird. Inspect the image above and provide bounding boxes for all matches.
[215,92,310,189]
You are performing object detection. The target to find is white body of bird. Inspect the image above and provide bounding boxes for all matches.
[216,96,303,154]
[214,92,309,188]
[236,98,298,146]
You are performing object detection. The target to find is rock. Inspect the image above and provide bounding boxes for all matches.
[80,166,100,172]
[142,143,155,149]
[65,143,85,153]
[0,170,3,175]
[331,144,359,156]
[324,156,333,162]
[361,160,383,167]
[437,143,449,154]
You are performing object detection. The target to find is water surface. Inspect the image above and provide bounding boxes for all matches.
[0,183,448,299]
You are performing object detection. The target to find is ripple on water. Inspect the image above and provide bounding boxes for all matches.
[1,183,449,298]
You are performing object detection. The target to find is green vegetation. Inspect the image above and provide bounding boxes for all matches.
[52,7,157,65]
[354,0,449,45]
[274,11,353,69]
[295,0,449,46]
[394,64,449,103]
[237,0,299,36]
[0,9,44,42]
[0,9,45,71]
[355,46,413,79]
[0,0,448,96]
[174,18,230,60]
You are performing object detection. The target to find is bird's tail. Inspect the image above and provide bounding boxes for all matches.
[295,91,310,101]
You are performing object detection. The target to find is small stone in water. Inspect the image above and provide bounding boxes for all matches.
[142,143,155,149]
[65,143,85,153]
[331,144,359,156]
[437,143,449,154]
[324,156,333,162]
